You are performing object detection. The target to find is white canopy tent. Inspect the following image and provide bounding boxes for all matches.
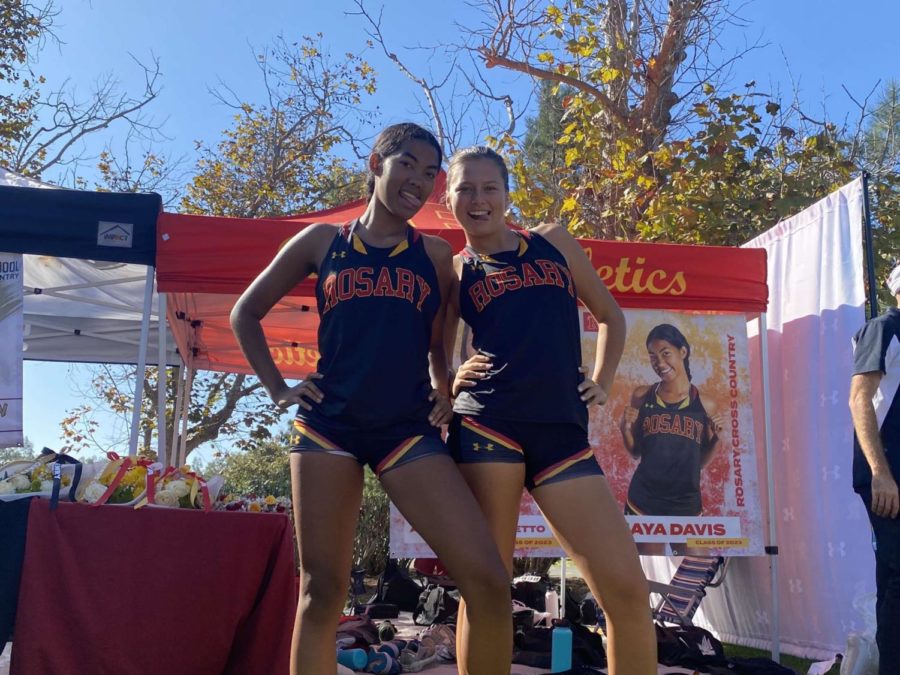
[0,168,178,463]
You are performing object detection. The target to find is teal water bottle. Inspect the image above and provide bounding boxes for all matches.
[550,622,573,672]
[336,647,368,670]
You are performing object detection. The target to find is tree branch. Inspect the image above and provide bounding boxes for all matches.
[476,47,630,126]
[350,0,448,151]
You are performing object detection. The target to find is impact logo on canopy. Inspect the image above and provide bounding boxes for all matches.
[97,221,134,248]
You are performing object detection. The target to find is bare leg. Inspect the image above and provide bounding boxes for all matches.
[533,475,657,675]
[290,452,363,675]
[380,455,513,675]
[453,463,526,674]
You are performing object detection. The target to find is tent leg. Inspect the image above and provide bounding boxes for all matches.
[128,267,154,457]
[759,312,780,661]
[170,364,185,468]
[156,292,167,467]
[177,364,194,466]
[560,557,566,618]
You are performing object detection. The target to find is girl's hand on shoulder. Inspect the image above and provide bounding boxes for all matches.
[622,405,638,425]
[273,373,324,410]
[578,366,609,406]
[451,353,493,397]
[428,390,453,427]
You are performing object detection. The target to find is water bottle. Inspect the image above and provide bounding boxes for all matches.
[545,589,560,619]
[336,647,368,670]
[550,623,573,672]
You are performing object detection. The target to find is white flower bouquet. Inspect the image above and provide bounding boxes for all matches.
[140,466,223,512]
[0,451,81,503]
[75,452,153,506]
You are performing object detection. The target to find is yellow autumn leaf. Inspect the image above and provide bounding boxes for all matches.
[600,67,620,84]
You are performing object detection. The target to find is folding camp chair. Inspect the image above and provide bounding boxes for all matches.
[648,555,728,626]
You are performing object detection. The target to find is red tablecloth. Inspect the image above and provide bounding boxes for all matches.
[11,499,295,674]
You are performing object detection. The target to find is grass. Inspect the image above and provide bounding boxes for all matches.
[724,643,839,674]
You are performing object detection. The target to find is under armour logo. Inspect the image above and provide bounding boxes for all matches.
[782,438,791,454]
[827,541,847,558]
[820,390,839,406]
[754,609,770,626]
[472,442,495,452]
[821,465,841,481]
[782,507,795,522]
[819,317,839,334]
[331,251,347,259]
[698,636,716,656]
[788,578,803,594]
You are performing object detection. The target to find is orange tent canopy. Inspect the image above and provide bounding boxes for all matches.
[157,172,767,377]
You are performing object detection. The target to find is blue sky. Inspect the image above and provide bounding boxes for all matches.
[20,0,899,461]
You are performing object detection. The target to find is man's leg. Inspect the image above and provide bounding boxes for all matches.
[862,491,900,674]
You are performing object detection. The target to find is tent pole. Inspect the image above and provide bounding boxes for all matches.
[759,312,780,661]
[559,557,567,618]
[177,363,194,466]
[861,171,878,320]
[128,267,154,457]
[170,364,185,468]
[156,292,168,467]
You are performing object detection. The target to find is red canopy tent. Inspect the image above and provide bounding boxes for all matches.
[156,172,767,378]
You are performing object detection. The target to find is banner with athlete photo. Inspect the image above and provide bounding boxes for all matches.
[0,253,24,448]
[590,308,764,556]
[390,491,565,559]
[389,306,762,558]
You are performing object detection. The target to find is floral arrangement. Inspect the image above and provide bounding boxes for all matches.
[78,453,152,506]
[216,493,292,514]
[147,466,221,512]
[0,458,73,496]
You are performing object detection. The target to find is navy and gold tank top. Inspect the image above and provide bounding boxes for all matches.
[627,383,710,516]
[453,230,587,429]
[300,221,440,429]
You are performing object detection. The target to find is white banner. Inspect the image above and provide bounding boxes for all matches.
[642,179,870,660]
[0,253,24,447]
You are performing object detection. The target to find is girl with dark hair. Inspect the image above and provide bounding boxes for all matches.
[620,323,724,521]
[231,125,512,675]
[445,146,656,675]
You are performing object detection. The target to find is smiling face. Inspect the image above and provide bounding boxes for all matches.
[370,137,440,221]
[647,338,688,382]
[447,157,509,237]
